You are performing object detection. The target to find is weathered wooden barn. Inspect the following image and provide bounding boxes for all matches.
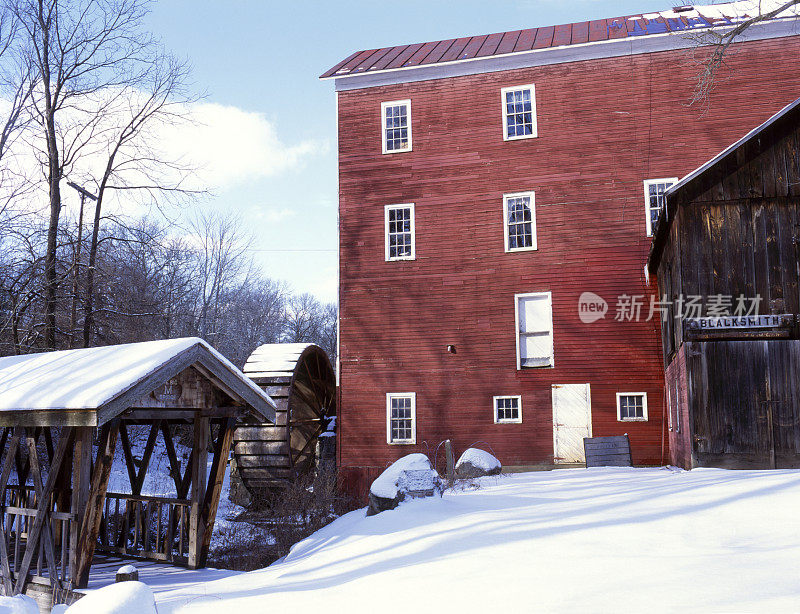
[648,97,800,469]
[321,1,800,488]
[0,338,275,608]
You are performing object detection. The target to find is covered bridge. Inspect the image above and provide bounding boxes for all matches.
[0,338,275,608]
[647,96,800,469]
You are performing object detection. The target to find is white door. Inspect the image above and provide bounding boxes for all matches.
[552,383,592,464]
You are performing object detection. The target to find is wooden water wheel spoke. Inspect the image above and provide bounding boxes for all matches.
[236,343,336,493]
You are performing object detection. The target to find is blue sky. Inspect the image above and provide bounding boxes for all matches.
[144,0,672,302]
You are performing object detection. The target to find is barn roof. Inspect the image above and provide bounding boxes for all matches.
[321,0,800,81]
[243,343,321,380]
[647,95,800,274]
[0,338,276,426]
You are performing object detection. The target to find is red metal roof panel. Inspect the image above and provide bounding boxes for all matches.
[420,39,457,64]
[459,34,489,60]
[405,41,440,66]
[320,49,366,78]
[572,21,589,44]
[352,47,394,73]
[552,23,572,46]
[513,28,538,52]
[370,45,410,71]
[532,26,555,49]
[385,43,426,69]
[496,30,522,55]
[476,32,505,57]
[439,37,472,62]
[588,19,608,42]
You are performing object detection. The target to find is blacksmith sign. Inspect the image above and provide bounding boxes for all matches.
[686,314,793,330]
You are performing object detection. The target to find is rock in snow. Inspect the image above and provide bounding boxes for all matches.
[65,581,156,614]
[367,453,442,516]
[0,595,38,614]
[455,448,501,478]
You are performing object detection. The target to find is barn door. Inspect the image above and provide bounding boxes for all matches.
[552,384,592,463]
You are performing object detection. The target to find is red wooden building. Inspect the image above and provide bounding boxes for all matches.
[320,2,800,488]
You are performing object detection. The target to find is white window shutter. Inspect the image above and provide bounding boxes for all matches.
[516,292,553,368]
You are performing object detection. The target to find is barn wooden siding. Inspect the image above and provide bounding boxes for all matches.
[337,35,800,483]
[686,340,800,469]
[665,344,692,469]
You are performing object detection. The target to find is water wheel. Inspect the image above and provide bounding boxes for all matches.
[234,343,336,494]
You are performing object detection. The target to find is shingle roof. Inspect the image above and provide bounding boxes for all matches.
[320,0,800,79]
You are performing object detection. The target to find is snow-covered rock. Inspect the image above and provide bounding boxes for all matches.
[367,453,441,516]
[65,581,156,614]
[455,448,501,478]
[0,595,38,614]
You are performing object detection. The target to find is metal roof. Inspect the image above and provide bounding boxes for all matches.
[321,1,800,80]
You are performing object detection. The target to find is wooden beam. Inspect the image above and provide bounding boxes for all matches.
[69,427,93,585]
[133,422,160,495]
[118,423,138,493]
[199,418,235,567]
[0,434,21,593]
[74,422,119,588]
[188,417,209,569]
[25,436,65,596]
[14,428,73,594]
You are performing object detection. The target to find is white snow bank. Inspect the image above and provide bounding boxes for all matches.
[0,595,38,614]
[66,581,155,614]
[370,453,439,499]
[153,467,800,613]
[117,564,137,575]
[456,448,500,472]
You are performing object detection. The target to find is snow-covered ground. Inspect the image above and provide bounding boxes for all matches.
[141,467,800,613]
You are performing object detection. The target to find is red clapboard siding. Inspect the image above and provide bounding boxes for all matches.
[335,36,800,486]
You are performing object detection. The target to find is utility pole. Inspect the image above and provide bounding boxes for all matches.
[66,181,97,349]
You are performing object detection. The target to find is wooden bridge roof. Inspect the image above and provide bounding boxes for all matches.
[321,0,800,80]
[0,338,276,427]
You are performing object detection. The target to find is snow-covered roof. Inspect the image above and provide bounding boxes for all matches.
[0,338,276,426]
[243,343,319,379]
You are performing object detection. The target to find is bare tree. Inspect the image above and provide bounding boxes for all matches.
[692,0,800,105]
[190,211,252,344]
[11,0,193,349]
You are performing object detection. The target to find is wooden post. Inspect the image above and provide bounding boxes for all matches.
[69,427,93,586]
[198,418,235,567]
[188,416,209,569]
[445,440,455,488]
[75,422,119,588]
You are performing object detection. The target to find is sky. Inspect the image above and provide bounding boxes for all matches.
[142,0,679,303]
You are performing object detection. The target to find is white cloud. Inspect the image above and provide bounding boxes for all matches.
[161,102,327,190]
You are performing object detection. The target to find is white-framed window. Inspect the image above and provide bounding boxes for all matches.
[501,84,537,141]
[384,204,415,261]
[515,292,553,369]
[503,191,537,252]
[644,178,678,236]
[616,392,648,422]
[493,395,522,424]
[673,379,681,433]
[381,99,412,153]
[387,392,416,444]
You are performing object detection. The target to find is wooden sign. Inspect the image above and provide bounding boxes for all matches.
[685,314,793,330]
[583,435,632,468]
[152,379,182,402]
